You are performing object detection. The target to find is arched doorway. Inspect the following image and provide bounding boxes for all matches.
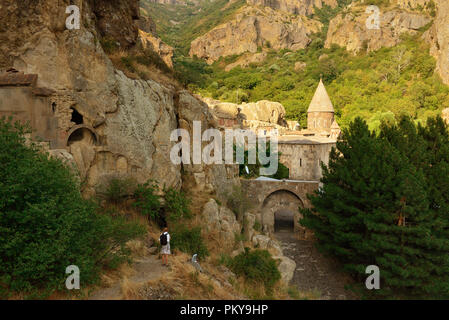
[66,125,98,147]
[261,189,304,235]
[274,209,295,232]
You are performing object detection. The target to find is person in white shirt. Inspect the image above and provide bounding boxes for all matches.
[159,227,171,266]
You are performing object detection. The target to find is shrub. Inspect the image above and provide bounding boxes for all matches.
[228,248,281,290]
[225,185,253,223]
[133,180,161,220]
[100,38,119,54]
[271,162,289,180]
[163,187,191,223]
[170,226,209,260]
[100,176,136,204]
[0,118,145,297]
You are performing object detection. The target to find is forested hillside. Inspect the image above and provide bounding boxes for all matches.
[142,0,449,129]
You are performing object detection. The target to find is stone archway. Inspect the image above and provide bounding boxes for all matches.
[66,124,99,147]
[261,189,305,235]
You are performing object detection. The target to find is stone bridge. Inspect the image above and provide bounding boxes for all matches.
[240,178,319,237]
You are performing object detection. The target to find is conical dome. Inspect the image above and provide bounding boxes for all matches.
[307,79,334,113]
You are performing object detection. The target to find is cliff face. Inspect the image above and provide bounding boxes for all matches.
[190,6,321,63]
[322,0,448,85]
[424,0,449,85]
[246,0,337,16]
[0,0,234,197]
[324,5,430,53]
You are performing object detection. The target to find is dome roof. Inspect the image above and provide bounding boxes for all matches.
[307,79,334,113]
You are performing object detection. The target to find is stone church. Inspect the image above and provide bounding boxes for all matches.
[278,79,341,181]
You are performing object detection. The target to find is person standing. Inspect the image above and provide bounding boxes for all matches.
[160,227,171,266]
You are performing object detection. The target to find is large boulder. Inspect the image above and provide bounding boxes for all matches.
[273,255,296,285]
[204,98,287,126]
[252,234,271,249]
[252,234,283,256]
[202,199,242,250]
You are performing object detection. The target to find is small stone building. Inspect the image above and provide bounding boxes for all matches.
[276,79,340,181]
[0,69,64,148]
[278,135,335,181]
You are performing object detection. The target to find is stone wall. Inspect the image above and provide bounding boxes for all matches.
[307,111,334,132]
[241,179,319,235]
[0,86,63,148]
[278,141,335,181]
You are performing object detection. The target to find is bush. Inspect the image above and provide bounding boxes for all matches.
[228,248,281,290]
[270,162,289,180]
[163,187,191,223]
[0,118,145,297]
[100,38,119,54]
[100,176,136,204]
[225,185,253,223]
[170,226,209,260]
[133,180,161,220]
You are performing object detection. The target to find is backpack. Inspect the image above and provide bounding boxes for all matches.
[160,232,168,246]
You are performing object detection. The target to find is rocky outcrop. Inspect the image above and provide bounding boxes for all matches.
[325,6,431,53]
[203,97,287,126]
[202,199,242,250]
[424,0,449,85]
[138,30,174,68]
[93,0,140,48]
[190,6,321,63]
[176,91,241,200]
[98,72,181,191]
[225,52,268,71]
[273,255,296,284]
[137,15,157,35]
[0,0,238,197]
[247,0,337,16]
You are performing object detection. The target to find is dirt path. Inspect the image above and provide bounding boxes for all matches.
[275,229,358,300]
[88,256,166,300]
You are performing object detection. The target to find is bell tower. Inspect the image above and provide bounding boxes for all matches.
[307,79,335,132]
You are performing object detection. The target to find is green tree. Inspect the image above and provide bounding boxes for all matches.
[0,118,144,297]
[301,117,449,298]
